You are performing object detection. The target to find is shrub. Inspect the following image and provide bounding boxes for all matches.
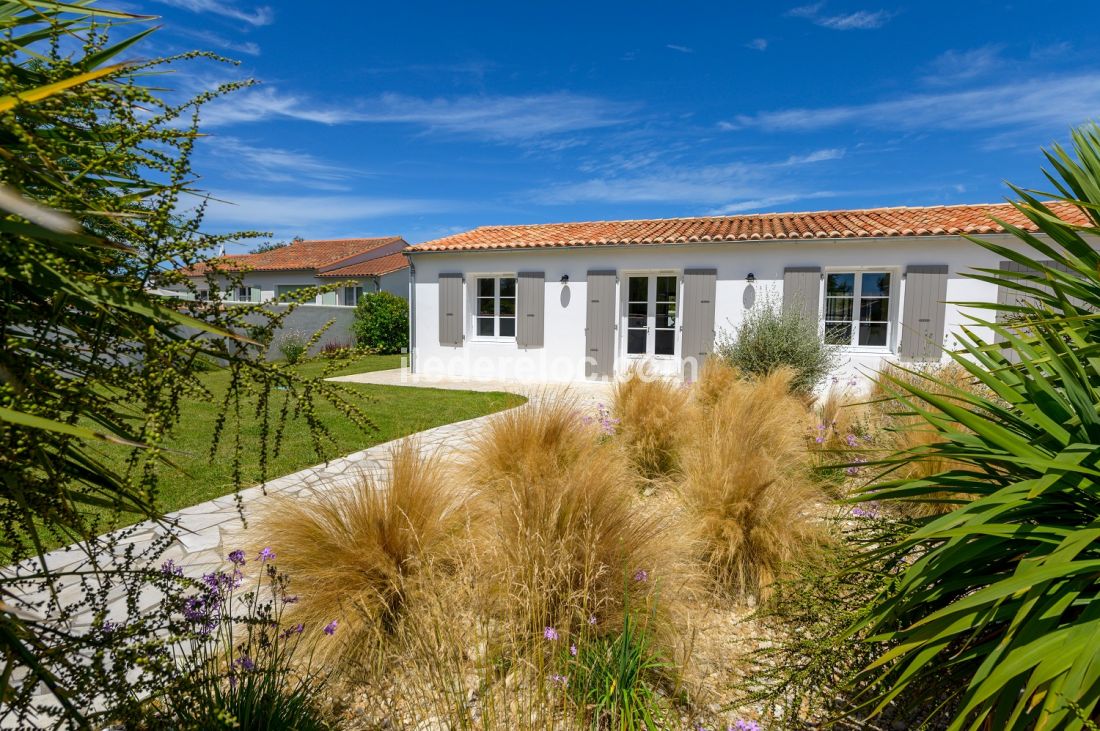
[277,329,308,364]
[715,296,840,395]
[353,291,408,354]
[848,125,1100,729]
[611,367,688,484]
[466,400,676,638]
[251,440,464,670]
[680,367,825,599]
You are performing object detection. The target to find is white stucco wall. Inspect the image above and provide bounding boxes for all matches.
[171,268,410,305]
[408,233,1053,385]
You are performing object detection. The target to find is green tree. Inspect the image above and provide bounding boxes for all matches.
[353,290,409,354]
[849,124,1100,729]
[0,2,370,725]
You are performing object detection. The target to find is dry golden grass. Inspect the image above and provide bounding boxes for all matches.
[467,398,682,637]
[691,358,740,410]
[611,366,689,483]
[817,361,989,516]
[680,367,827,599]
[251,439,466,670]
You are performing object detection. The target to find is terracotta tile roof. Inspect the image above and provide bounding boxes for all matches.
[188,237,405,275]
[409,203,1090,252]
[318,251,409,278]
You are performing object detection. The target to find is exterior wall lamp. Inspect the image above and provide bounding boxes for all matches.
[560,274,569,284]
[746,273,756,283]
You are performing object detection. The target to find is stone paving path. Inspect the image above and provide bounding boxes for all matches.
[6,369,611,629]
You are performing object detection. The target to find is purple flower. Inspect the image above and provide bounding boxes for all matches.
[161,559,183,577]
[814,436,825,444]
[543,626,559,641]
[281,622,305,639]
[845,434,860,448]
[730,721,760,731]
[845,456,868,477]
[258,547,276,563]
[588,615,597,626]
[570,643,578,657]
[227,549,246,566]
[851,506,876,519]
[633,568,649,583]
[234,654,255,672]
[549,673,568,686]
[100,620,122,635]
[323,620,338,636]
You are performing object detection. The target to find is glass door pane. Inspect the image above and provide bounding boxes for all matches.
[857,272,890,346]
[654,275,677,355]
[626,276,649,355]
[476,278,495,336]
[824,273,854,345]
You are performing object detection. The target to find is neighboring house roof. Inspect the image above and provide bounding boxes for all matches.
[410,203,1090,252]
[318,251,410,278]
[187,237,406,275]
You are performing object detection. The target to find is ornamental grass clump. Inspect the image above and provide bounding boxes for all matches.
[681,367,826,599]
[691,358,740,411]
[611,367,688,484]
[466,400,679,640]
[252,440,465,670]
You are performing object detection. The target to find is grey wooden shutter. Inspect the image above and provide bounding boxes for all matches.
[585,270,617,379]
[681,269,717,381]
[516,272,545,349]
[994,259,1079,363]
[438,273,463,346]
[783,267,821,323]
[899,264,949,361]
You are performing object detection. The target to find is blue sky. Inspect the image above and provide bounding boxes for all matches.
[135,0,1100,252]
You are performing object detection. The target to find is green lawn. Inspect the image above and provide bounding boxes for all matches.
[102,354,524,522]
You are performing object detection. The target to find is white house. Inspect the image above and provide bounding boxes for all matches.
[405,203,1086,384]
[178,236,410,305]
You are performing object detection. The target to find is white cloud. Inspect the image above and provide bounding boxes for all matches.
[199,88,637,142]
[922,45,1004,85]
[786,3,892,30]
[708,191,838,215]
[723,73,1100,135]
[176,28,261,56]
[201,137,358,189]
[746,38,768,51]
[666,44,694,54]
[195,191,441,230]
[783,148,845,164]
[154,0,274,26]
[532,148,844,206]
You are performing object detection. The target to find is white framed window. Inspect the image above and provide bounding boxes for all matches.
[474,276,516,339]
[824,270,894,348]
[343,286,364,307]
[624,273,679,357]
[235,286,251,302]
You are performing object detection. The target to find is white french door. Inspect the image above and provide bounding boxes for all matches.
[623,273,679,364]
